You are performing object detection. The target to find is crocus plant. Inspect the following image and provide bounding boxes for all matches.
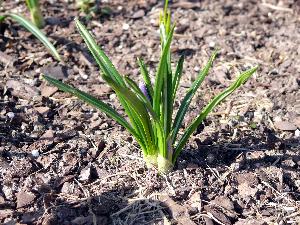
[43,0,257,173]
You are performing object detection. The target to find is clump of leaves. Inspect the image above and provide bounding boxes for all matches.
[43,1,257,173]
[0,2,60,60]
[25,0,45,28]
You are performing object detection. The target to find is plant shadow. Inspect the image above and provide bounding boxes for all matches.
[176,124,299,189]
[2,180,169,225]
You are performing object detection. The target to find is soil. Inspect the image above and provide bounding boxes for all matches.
[0,0,300,224]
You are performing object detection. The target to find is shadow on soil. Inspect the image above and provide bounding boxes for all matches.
[2,183,169,225]
[177,126,299,170]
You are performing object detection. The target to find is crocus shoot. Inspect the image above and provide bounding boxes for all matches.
[43,0,257,173]
[0,11,60,61]
[25,0,45,28]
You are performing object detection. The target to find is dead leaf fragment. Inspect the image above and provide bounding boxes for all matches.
[159,195,196,225]
[274,120,297,131]
[204,205,232,225]
[16,191,36,208]
[6,80,40,100]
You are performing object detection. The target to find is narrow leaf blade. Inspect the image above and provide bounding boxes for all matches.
[173,66,258,162]
[172,55,184,100]
[5,13,60,60]
[42,75,139,139]
[153,25,175,117]
[75,19,125,86]
[171,50,218,143]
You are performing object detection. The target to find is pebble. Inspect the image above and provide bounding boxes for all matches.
[31,150,40,157]
[6,112,15,119]
[295,129,300,137]
[41,64,69,80]
[122,23,129,30]
[194,66,200,72]
[41,85,58,97]
[209,41,216,48]
[109,93,116,100]
[274,121,297,131]
[131,9,145,19]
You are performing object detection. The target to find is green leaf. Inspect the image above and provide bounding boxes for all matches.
[153,25,175,118]
[75,18,162,155]
[171,50,218,144]
[103,74,157,155]
[173,66,258,162]
[75,19,125,87]
[0,13,60,60]
[74,19,153,153]
[163,54,173,136]
[123,76,166,156]
[42,75,144,146]
[172,55,184,101]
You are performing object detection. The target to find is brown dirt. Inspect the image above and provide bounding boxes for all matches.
[0,0,299,224]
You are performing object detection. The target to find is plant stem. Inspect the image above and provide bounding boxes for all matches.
[144,154,158,168]
[157,154,173,174]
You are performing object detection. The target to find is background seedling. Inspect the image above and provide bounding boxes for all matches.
[25,0,45,28]
[0,13,60,61]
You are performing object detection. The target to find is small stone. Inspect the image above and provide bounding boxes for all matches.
[35,107,50,116]
[41,85,58,97]
[212,196,235,211]
[122,23,129,30]
[109,93,116,100]
[274,121,297,131]
[209,41,216,48]
[6,112,15,119]
[79,166,91,182]
[16,191,36,208]
[31,150,40,157]
[194,66,200,72]
[40,129,55,144]
[2,186,13,200]
[189,192,202,211]
[80,73,88,80]
[295,129,300,137]
[41,64,69,80]
[131,9,145,19]
[61,182,72,194]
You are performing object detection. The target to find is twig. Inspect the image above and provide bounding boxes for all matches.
[260,2,293,13]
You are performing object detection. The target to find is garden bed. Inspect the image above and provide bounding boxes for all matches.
[0,0,299,224]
